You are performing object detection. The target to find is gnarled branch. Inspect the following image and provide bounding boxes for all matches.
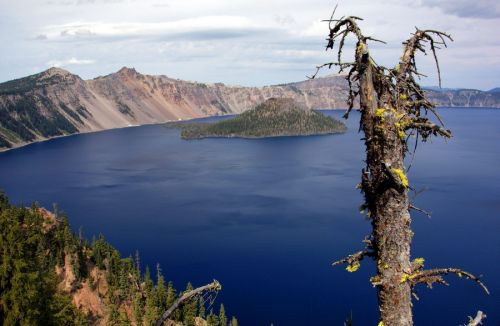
[333,249,373,267]
[410,268,489,295]
[409,121,452,138]
[409,204,431,218]
[398,29,452,88]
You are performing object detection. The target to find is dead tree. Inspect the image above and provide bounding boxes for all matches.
[466,311,487,326]
[154,280,221,326]
[313,6,489,325]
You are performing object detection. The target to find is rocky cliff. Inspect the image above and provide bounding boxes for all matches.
[0,67,498,151]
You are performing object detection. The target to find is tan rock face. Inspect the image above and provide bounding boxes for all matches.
[0,67,497,151]
[0,67,352,150]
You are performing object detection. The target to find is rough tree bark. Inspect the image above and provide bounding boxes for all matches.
[314,6,489,326]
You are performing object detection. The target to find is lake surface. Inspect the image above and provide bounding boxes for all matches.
[0,109,498,325]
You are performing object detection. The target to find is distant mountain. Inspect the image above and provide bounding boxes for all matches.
[0,67,498,151]
[423,86,462,92]
[175,98,347,139]
[488,87,500,93]
[423,87,500,108]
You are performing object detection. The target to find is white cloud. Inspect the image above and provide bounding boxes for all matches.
[39,16,280,42]
[0,0,499,89]
[47,57,95,67]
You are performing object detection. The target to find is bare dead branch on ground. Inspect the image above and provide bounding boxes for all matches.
[154,280,222,326]
[465,311,487,326]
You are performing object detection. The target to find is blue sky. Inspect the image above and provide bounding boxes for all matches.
[0,0,499,89]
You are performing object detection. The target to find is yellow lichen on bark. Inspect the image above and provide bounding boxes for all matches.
[391,168,409,188]
[346,261,361,272]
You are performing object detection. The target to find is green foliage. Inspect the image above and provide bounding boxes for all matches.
[206,310,220,326]
[230,316,239,326]
[132,292,144,325]
[0,95,78,144]
[166,280,177,308]
[59,102,84,124]
[198,296,206,318]
[75,105,90,118]
[0,133,12,148]
[116,101,134,117]
[48,293,90,326]
[219,303,227,326]
[0,71,72,95]
[107,303,121,326]
[156,264,168,311]
[182,282,198,326]
[0,193,233,325]
[0,199,88,325]
[176,98,347,139]
[0,70,83,149]
[0,203,50,324]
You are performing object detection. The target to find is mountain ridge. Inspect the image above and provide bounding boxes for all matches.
[0,67,498,151]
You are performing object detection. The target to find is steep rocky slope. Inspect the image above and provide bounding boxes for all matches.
[0,197,225,326]
[0,67,498,151]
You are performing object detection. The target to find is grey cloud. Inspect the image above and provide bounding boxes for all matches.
[45,0,130,5]
[40,21,283,44]
[159,28,275,41]
[421,0,500,19]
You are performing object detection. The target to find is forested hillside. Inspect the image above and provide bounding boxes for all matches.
[176,98,347,139]
[0,192,235,326]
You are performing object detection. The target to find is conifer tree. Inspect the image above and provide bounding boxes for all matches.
[0,204,48,324]
[144,294,161,326]
[198,297,206,318]
[155,264,168,311]
[107,303,120,326]
[166,281,176,307]
[219,304,227,326]
[206,310,219,326]
[182,282,197,326]
[143,266,160,325]
[166,281,180,321]
[229,316,238,326]
[144,266,153,295]
[118,310,130,326]
[134,250,141,278]
[132,292,144,326]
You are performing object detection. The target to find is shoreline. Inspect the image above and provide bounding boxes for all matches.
[0,106,497,154]
[182,131,346,140]
[0,120,175,154]
[0,112,242,154]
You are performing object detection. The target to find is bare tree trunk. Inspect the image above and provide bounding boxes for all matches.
[357,41,413,325]
[318,8,488,326]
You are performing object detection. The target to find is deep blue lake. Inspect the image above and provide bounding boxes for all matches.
[0,109,498,325]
